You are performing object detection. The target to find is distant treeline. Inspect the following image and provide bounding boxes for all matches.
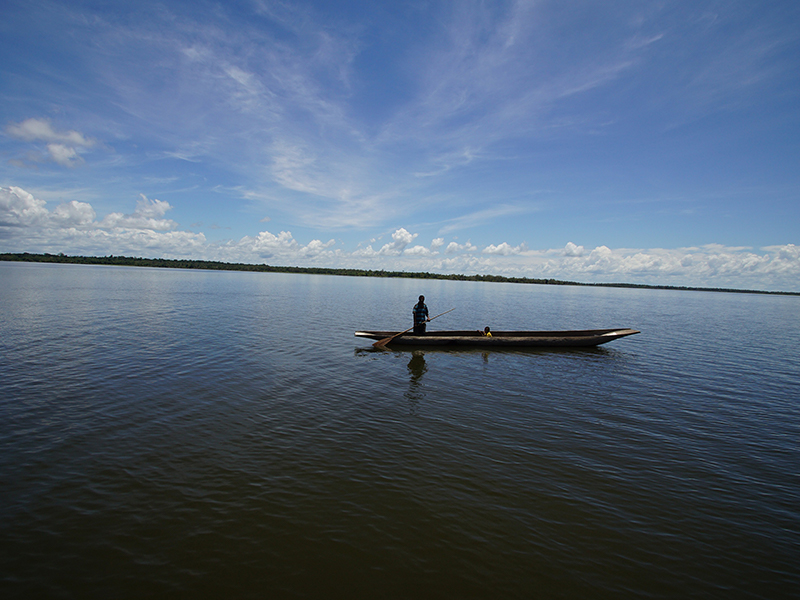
[2,252,798,296]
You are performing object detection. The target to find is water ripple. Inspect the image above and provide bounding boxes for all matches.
[1,264,798,598]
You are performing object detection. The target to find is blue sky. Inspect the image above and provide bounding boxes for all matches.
[2,0,799,291]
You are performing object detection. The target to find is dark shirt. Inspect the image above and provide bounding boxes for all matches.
[413,302,429,325]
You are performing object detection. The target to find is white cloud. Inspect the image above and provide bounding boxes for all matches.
[6,118,94,147]
[0,187,173,233]
[528,244,800,290]
[6,118,95,168]
[47,144,82,167]
[99,195,177,231]
[351,245,378,258]
[2,186,799,292]
[239,230,299,258]
[766,244,800,262]
[446,241,478,254]
[483,241,526,255]
[404,245,433,256]
[52,201,96,227]
[0,186,50,227]
[378,228,417,256]
[405,237,446,257]
[300,238,337,257]
[353,228,419,257]
[564,241,585,256]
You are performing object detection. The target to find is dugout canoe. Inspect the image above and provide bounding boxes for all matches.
[355,328,640,348]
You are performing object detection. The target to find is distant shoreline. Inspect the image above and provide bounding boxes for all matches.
[2,252,798,296]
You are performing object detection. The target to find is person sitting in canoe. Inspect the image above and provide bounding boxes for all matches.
[479,326,492,337]
[412,295,429,334]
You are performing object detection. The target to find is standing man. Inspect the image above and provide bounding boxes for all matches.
[412,295,429,334]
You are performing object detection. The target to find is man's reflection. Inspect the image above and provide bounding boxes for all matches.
[408,350,427,383]
[405,350,427,410]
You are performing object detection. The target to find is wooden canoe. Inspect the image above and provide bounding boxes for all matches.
[355,328,640,347]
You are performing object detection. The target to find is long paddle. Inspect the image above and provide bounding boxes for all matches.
[373,308,455,348]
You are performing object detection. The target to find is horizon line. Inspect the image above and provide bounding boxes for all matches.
[2,252,799,297]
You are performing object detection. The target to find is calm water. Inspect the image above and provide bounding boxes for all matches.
[1,262,798,599]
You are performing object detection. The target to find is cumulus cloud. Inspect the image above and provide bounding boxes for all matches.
[446,241,478,254]
[2,186,799,292]
[404,245,434,256]
[404,237,448,256]
[564,241,584,256]
[300,238,336,257]
[483,241,527,255]
[99,195,177,230]
[0,186,50,227]
[763,244,800,263]
[529,243,800,290]
[52,200,96,227]
[378,228,417,256]
[351,245,378,258]
[238,230,299,258]
[219,232,339,263]
[0,187,174,233]
[0,186,339,263]
[6,118,95,167]
[350,228,417,257]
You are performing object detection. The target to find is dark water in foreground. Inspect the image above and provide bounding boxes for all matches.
[1,262,798,599]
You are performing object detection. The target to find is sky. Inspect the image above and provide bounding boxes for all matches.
[1,0,799,291]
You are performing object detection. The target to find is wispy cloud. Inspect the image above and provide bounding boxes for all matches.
[2,0,797,290]
[439,204,534,235]
[377,2,646,154]
[44,0,658,229]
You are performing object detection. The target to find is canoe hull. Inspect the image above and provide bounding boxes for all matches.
[355,328,640,347]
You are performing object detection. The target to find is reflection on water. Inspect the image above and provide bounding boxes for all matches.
[405,351,427,410]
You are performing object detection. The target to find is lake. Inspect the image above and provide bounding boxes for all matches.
[1,261,798,599]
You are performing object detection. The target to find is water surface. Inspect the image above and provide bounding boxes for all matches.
[1,262,798,598]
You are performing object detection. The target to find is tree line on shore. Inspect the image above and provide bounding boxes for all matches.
[1,252,797,296]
